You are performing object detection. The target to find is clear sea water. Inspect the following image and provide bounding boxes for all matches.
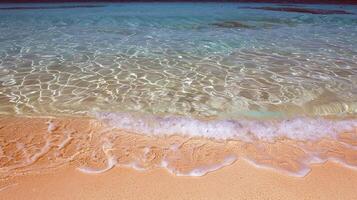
[0,2,356,119]
[1,3,357,178]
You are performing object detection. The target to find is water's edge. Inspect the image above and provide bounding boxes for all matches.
[0,114,356,179]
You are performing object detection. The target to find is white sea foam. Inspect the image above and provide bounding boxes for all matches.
[84,112,357,176]
[77,138,118,174]
[159,155,237,176]
[46,121,56,133]
[96,112,357,141]
[241,157,312,177]
[122,162,147,171]
[77,156,117,174]
[178,156,237,177]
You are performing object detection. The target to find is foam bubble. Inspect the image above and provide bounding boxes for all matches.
[96,112,357,141]
[2,116,356,179]
[159,156,237,176]
[46,121,56,133]
[177,156,237,177]
[122,162,147,171]
[242,157,311,177]
[77,136,118,174]
[77,156,117,174]
[57,132,73,150]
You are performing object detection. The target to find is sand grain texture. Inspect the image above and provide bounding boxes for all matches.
[1,116,357,200]
[1,160,357,200]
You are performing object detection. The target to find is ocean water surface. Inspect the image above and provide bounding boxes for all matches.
[0,2,356,118]
[0,2,357,177]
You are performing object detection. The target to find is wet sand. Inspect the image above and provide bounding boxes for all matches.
[0,115,357,199]
[1,159,357,200]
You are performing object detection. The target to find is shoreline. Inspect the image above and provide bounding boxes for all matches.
[1,159,357,200]
[0,115,356,199]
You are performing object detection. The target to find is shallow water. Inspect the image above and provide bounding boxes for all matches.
[0,3,356,119]
[0,3,357,178]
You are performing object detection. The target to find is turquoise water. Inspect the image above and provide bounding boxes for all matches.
[0,3,356,119]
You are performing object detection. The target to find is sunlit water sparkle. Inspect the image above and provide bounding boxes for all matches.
[0,3,356,119]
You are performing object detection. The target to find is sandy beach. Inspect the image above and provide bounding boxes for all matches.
[1,158,357,200]
[1,116,357,199]
[1,2,357,199]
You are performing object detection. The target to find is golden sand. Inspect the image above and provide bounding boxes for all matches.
[1,159,357,200]
[0,116,357,199]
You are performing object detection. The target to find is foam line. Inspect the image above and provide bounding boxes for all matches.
[177,156,237,177]
[241,157,311,177]
[77,156,117,174]
[96,112,357,141]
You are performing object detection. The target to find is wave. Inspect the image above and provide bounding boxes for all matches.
[96,112,357,141]
[0,114,356,179]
